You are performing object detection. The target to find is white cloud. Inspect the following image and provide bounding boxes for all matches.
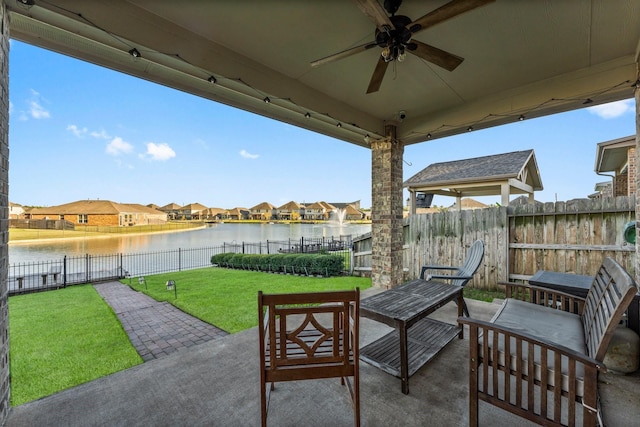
[240,149,259,159]
[28,89,50,119]
[106,137,134,156]
[587,99,634,119]
[90,129,111,139]
[67,124,88,137]
[144,142,176,161]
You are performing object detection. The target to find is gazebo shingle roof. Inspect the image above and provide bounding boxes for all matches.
[404,150,540,187]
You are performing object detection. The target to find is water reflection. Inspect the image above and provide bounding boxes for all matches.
[9,223,371,264]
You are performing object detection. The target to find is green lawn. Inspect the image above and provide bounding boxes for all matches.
[9,269,371,405]
[128,268,372,333]
[9,268,497,406]
[9,285,142,406]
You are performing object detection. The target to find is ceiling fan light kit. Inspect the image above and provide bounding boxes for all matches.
[311,0,494,93]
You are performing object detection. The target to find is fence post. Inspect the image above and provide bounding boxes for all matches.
[85,254,90,284]
[350,248,355,275]
[63,255,67,288]
[242,242,245,254]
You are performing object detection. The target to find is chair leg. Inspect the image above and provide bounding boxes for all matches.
[462,298,470,317]
[260,383,267,427]
[455,298,471,317]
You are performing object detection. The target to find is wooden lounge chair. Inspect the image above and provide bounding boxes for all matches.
[258,289,360,427]
[420,239,485,317]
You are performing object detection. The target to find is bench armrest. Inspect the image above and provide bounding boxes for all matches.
[427,274,473,282]
[420,265,460,279]
[498,281,586,314]
[459,316,604,370]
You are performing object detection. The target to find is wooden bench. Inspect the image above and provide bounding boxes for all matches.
[49,266,62,282]
[460,257,639,426]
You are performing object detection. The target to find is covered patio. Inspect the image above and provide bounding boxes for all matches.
[0,0,639,425]
[6,294,640,426]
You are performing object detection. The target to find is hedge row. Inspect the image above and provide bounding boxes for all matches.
[210,252,344,277]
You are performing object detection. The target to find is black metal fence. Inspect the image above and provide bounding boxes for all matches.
[8,235,354,295]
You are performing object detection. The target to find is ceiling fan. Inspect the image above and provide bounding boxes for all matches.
[311,0,494,94]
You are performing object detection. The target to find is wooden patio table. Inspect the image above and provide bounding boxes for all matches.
[529,269,640,335]
[359,279,463,394]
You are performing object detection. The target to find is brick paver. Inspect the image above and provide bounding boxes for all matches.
[94,282,228,361]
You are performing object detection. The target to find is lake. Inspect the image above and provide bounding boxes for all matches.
[9,222,372,264]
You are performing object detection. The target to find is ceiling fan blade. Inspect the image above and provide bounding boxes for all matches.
[311,41,378,67]
[408,40,463,71]
[352,0,395,32]
[408,0,495,34]
[366,56,389,94]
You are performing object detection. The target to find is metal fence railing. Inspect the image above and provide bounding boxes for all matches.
[8,235,355,295]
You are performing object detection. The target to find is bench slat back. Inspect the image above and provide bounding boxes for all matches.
[582,257,638,360]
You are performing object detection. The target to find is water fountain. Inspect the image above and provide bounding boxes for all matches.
[329,208,347,226]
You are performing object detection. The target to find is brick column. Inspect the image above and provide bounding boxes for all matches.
[635,74,640,285]
[371,124,404,289]
[0,1,10,423]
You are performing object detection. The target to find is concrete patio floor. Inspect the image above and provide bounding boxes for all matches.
[7,292,640,426]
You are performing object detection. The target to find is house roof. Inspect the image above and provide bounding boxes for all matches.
[305,202,326,210]
[452,198,488,209]
[30,200,163,215]
[122,204,167,216]
[203,207,227,215]
[329,201,359,209]
[594,135,635,173]
[319,202,336,210]
[250,202,275,211]
[181,203,208,212]
[227,207,247,216]
[404,149,543,199]
[159,203,182,211]
[277,201,303,211]
[344,205,363,215]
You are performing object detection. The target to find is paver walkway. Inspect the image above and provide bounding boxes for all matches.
[93,281,228,361]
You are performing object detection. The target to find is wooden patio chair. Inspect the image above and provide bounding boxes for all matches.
[258,289,360,427]
[420,239,485,317]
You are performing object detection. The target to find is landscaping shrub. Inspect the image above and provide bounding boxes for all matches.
[211,252,345,276]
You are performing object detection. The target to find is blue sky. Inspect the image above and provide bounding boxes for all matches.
[8,40,637,209]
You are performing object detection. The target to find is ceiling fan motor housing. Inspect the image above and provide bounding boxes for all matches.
[375,15,413,62]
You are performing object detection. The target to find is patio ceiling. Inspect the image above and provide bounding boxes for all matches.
[7,0,640,148]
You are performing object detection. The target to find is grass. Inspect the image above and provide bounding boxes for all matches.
[8,267,496,406]
[8,285,142,406]
[128,268,372,333]
[464,286,505,302]
[9,222,200,241]
[9,228,106,241]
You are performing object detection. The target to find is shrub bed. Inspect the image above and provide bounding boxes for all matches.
[211,252,344,276]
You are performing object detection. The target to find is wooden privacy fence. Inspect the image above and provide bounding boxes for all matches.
[508,196,636,280]
[352,196,636,289]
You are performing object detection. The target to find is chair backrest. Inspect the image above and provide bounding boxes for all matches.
[258,289,359,383]
[453,239,485,287]
[582,257,638,360]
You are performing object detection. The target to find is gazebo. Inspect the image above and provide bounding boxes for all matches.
[404,149,543,212]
